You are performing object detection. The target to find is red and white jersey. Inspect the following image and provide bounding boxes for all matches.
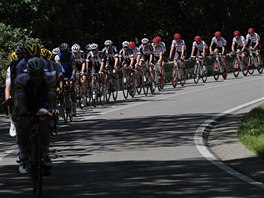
[171,39,186,52]
[246,32,260,43]
[211,37,227,47]
[232,36,246,47]
[151,43,163,57]
[192,40,208,51]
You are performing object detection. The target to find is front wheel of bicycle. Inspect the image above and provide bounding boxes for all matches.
[193,64,199,84]
[232,59,240,78]
[248,57,255,75]
[122,76,129,99]
[201,64,208,83]
[171,66,178,88]
[213,61,220,81]
[242,64,249,76]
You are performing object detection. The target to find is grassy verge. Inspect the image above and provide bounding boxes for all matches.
[238,104,264,160]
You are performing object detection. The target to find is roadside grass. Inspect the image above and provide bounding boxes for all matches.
[238,104,264,160]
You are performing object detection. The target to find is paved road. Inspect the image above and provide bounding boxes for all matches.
[0,73,264,197]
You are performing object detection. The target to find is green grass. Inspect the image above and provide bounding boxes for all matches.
[238,104,264,159]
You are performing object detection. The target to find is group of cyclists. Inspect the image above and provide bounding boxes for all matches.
[3,27,261,176]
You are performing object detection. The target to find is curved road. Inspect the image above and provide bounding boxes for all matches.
[0,73,264,197]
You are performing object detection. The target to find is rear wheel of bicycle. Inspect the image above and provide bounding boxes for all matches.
[193,64,199,84]
[213,61,220,81]
[136,74,143,95]
[61,96,68,123]
[105,81,111,103]
[232,59,240,78]
[171,66,178,88]
[179,67,186,87]
[112,77,119,101]
[257,62,264,74]
[122,76,129,99]
[143,73,149,96]
[242,63,249,76]
[201,64,208,83]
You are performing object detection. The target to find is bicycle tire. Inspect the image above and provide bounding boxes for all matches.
[201,64,208,83]
[136,74,142,95]
[178,62,186,87]
[122,76,129,99]
[105,80,111,103]
[213,61,220,81]
[142,73,149,96]
[193,63,199,84]
[242,64,249,76]
[171,66,178,88]
[232,59,240,78]
[112,77,119,101]
[248,57,255,75]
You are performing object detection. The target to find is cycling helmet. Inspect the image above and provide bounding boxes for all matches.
[27,57,45,83]
[141,38,149,44]
[233,30,240,36]
[122,41,129,47]
[9,51,17,62]
[86,44,92,51]
[90,43,98,50]
[194,35,202,42]
[59,43,69,51]
[152,37,159,44]
[248,28,254,33]
[71,43,81,52]
[15,44,25,55]
[40,48,49,58]
[52,47,60,55]
[156,36,162,42]
[214,31,221,37]
[129,41,136,48]
[173,33,181,39]
[104,40,113,46]
[24,43,41,57]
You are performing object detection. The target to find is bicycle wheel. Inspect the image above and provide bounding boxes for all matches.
[213,61,220,81]
[171,66,178,88]
[248,57,255,75]
[257,57,264,73]
[193,63,200,84]
[61,95,68,123]
[232,59,240,78]
[222,66,228,80]
[122,75,129,99]
[179,64,186,87]
[67,98,73,122]
[128,75,136,98]
[142,73,149,96]
[112,76,119,101]
[31,135,43,197]
[201,64,208,83]
[105,80,111,103]
[99,83,105,106]
[242,63,249,76]
[136,73,142,95]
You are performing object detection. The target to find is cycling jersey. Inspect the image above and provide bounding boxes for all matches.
[86,51,104,74]
[138,44,154,56]
[192,41,208,51]
[55,51,75,78]
[171,39,186,52]
[73,50,85,71]
[232,36,246,47]
[119,48,133,65]
[152,43,163,58]
[102,46,118,61]
[246,32,260,47]
[160,42,167,53]
[130,47,139,59]
[211,37,227,47]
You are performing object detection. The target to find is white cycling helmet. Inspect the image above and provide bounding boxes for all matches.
[71,43,81,52]
[122,41,129,47]
[52,47,60,55]
[104,40,112,46]
[141,38,149,44]
[90,43,98,50]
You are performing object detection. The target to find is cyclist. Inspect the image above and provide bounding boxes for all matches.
[82,43,105,96]
[231,30,247,65]
[152,37,165,84]
[119,41,135,84]
[102,40,119,70]
[246,28,261,66]
[190,35,208,68]
[169,33,187,82]
[209,31,227,69]
[129,41,139,68]
[14,57,56,174]
[137,38,155,89]
[55,43,77,116]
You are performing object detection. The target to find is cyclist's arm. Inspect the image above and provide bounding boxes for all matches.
[254,39,260,50]
[222,46,225,55]
[158,51,163,63]
[231,43,235,52]
[169,46,174,59]
[190,47,195,57]
[99,60,105,73]
[209,43,213,54]
[181,46,185,59]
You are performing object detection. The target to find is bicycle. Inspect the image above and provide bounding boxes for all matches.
[122,66,136,99]
[247,48,263,75]
[210,53,227,81]
[135,62,149,96]
[154,62,165,91]
[191,56,208,84]
[58,78,73,123]
[105,68,119,102]
[171,59,186,88]
[229,52,248,78]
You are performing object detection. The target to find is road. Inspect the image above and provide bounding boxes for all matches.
[0,73,264,197]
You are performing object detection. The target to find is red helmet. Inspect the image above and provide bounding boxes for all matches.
[214,31,221,37]
[194,35,201,42]
[129,41,136,48]
[233,30,240,36]
[248,28,254,33]
[174,33,181,39]
[152,37,159,44]
[156,36,162,42]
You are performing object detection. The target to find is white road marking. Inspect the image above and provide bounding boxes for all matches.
[194,97,264,189]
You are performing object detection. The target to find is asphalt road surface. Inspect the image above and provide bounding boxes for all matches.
[1,73,264,197]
